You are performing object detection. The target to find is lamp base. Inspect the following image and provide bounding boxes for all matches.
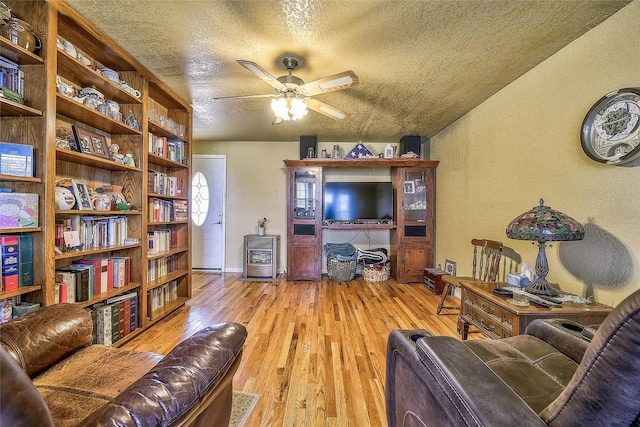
[526,278,559,296]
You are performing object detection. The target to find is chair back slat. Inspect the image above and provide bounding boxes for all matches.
[470,239,503,282]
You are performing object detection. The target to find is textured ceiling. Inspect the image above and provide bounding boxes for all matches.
[65,0,631,143]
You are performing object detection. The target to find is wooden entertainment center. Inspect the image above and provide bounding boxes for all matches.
[284,158,438,282]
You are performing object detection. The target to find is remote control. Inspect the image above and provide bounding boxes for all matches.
[523,291,562,307]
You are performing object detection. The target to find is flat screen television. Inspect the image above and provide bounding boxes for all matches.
[323,182,393,222]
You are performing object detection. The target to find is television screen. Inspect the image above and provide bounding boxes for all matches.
[323,182,393,222]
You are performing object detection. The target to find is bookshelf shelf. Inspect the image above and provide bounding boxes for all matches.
[0,285,42,300]
[147,297,188,324]
[0,97,43,117]
[148,153,188,169]
[0,175,41,183]
[56,94,142,135]
[0,227,41,234]
[147,246,189,261]
[54,243,142,260]
[55,148,142,172]
[75,282,141,308]
[147,269,189,291]
[147,192,188,201]
[0,37,44,65]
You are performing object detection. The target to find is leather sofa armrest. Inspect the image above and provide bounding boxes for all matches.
[0,304,93,377]
[525,319,591,363]
[386,330,546,427]
[80,322,248,427]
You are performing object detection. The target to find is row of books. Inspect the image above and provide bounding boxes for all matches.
[89,292,138,345]
[55,215,129,252]
[1,235,33,292]
[148,134,186,163]
[147,280,178,318]
[55,256,131,303]
[148,198,188,222]
[0,296,39,323]
[148,170,183,197]
[147,253,180,282]
[147,229,177,255]
[0,56,25,104]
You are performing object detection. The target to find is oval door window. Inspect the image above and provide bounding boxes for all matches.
[191,171,209,226]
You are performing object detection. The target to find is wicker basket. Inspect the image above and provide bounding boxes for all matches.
[363,264,390,283]
[327,257,357,282]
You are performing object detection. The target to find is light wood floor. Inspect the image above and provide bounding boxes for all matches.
[122,272,481,427]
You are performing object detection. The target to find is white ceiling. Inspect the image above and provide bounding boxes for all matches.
[66,0,631,143]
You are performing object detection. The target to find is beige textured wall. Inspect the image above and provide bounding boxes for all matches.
[431,1,640,306]
[193,141,397,271]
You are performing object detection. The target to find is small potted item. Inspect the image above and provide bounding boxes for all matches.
[257,217,267,236]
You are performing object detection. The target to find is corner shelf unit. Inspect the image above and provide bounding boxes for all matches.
[0,0,192,345]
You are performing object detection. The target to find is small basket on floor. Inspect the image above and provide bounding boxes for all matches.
[327,257,357,282]
[363,264,390,282]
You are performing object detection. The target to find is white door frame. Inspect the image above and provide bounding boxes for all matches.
[192,154,226,271]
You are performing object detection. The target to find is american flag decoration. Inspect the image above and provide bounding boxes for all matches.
[344,141,375,159]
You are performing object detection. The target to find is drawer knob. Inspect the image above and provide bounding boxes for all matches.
[480,319,496,332]
[480,302,495,315]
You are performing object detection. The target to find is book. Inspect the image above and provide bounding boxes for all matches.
[63,264,93,299]
[18,235,33,287]
[1,236,19,291]
[55,269,77,303]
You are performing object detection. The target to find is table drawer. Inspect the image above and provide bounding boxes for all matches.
[468,309,505,338]
[469,293,504,319]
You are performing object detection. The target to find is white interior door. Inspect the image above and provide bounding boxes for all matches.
[191,155,226,270]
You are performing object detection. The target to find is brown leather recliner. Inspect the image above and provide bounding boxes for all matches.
[386,289,640,427]
[0,303,247,427]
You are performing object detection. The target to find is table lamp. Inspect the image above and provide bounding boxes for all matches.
[505,199,585,296]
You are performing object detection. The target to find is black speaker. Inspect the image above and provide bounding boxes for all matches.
[399,135,421,157]
[300,135,317,159]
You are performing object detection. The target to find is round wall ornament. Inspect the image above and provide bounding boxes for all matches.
[580,87,640,165]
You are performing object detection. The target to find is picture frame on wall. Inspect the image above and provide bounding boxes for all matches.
[444,259,457,276]
[71,179,93,210]
[72,125,110,159]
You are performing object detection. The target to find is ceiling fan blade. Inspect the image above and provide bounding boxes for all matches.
[298,70,359,96]
[237,60,288,92]
[212,93,277,100]
[305,98,350,121]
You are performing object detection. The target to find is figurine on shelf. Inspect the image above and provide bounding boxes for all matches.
[108,143,121,162]
[124,109,139,130]
[124,153,135,167]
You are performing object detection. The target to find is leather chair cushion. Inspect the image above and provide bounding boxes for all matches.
[33,345,162,427]
[0,304,93,378]
[464,335,579,413]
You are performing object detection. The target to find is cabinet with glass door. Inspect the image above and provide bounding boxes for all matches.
[286,167,322,281]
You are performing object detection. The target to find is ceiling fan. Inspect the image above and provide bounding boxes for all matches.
[214,57,359,124]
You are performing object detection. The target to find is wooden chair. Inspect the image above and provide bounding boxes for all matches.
[436,238,503,315]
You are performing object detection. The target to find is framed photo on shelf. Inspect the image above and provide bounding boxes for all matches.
[404,181,415,194]
[72,126,110,159]
[444,259,457,276]
[71,179,93,210]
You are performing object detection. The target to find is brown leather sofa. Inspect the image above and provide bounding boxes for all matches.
[386,288,640,427]
[0,303,247,427]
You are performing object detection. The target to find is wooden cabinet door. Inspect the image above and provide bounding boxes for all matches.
[397,244,432,283]
[287,243,321,281]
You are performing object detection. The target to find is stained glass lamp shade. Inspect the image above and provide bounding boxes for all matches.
[505,199,585,296]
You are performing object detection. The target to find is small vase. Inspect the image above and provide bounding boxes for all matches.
[258,226,265,236]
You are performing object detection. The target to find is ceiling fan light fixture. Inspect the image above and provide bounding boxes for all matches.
[290,98,308,120]
[271,96,307,121]
[271,97,291,121]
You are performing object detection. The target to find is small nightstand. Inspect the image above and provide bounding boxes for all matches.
[423,268,447,295]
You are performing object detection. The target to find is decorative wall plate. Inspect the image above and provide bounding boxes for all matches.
[581,88,640,165]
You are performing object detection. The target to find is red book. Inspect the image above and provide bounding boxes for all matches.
[1,236,19,292]
[107,259,114,291]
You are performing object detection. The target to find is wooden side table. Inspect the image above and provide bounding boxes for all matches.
[458,281,612,340]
